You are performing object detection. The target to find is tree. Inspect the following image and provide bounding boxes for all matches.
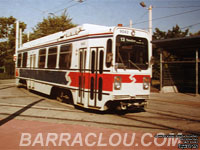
[0,16,26,76]
[153,24,189,40]
[153,28,166,40]
[152,25,189,80]
[30,11,76,41]
[190,30,200,36]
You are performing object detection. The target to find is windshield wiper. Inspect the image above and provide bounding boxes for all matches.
[117,51,127,70]
[128,60,142,72]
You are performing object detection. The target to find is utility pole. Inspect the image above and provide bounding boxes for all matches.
[15,20,19,53]
[140,1,153,78]
[27,31,30,42]
[148,5,152,40]
[19,28,22,48]
[140,2,153,40]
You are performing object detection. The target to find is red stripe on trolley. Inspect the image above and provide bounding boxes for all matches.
[68,72,150,92]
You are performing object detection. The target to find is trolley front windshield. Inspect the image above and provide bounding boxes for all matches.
[115,35,148,70]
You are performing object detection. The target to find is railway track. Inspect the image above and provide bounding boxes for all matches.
[0,102,162,130]
[0,102,76,112]
[0,84,200,135]
[1,99,199,123]
[122,108,200,135]
[146,108,200,122]
[0,85,16,90]
[0,101,200,135]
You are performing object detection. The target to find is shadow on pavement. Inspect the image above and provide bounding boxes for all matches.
[0,99,45,126]
[74,105,146,115]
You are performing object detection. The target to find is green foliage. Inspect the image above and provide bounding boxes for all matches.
[153,28,166,40]
[190,30,200,36]
[30,11,76,41]
[0,16,26,46]
[153,24,189,40]
[0,16,26,78]
[0,12,75,78]
[0,16,16,39]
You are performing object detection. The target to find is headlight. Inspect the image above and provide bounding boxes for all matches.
[114,76,122,90]
[143,77,150,90]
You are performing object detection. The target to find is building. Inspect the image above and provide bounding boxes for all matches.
[152,35,200,95]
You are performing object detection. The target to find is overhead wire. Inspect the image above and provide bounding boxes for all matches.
[134,10,148,26]
[132,8,200,25]
[181,22,200,29]
[155,6,200,8]
[43,0,74,14]
[25,0,86,32]
[53,0,87,14]
[28,0,85,17]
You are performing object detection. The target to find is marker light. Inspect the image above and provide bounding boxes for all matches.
[114,76,122,90]
[143,77,150,90]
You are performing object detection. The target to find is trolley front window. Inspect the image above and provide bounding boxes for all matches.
[115,35,148,70]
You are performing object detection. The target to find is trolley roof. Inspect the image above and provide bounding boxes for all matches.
[19,24,112,51]
[18,24,149,51]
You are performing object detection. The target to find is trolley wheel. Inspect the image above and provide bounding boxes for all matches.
[56,90,64,102]
[116,102,128,111]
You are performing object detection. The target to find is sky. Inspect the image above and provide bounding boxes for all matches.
[1,0,200,34]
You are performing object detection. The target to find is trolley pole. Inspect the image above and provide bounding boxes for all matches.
[129,19,133,28]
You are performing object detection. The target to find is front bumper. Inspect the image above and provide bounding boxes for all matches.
[113,95,149,100]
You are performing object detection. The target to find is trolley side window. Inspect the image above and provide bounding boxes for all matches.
[38,49,46,68]
[17,53,22,68]
[22,52,27,68]
[48,47,57,68]
[59,44,72,69]
[106,39,112,68]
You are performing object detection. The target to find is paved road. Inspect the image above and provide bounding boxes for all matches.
[0,79,200,149]
[0,79,199,134]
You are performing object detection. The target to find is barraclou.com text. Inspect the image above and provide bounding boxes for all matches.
[19,132,181,147]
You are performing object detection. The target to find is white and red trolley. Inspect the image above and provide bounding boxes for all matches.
[16,24,152,111]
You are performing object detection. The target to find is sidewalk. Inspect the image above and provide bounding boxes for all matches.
[0,79,15,84]
[150,92,200,107]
